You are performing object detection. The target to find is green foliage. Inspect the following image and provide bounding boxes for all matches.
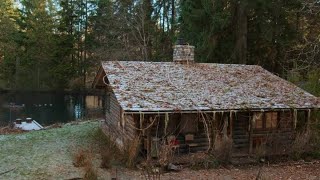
[180,0,234,63]
[303,69,320,96]
[0,0,318,90]
[288,68,320,98]
[179,0,302,74]
[0,0,87,90]
[246,0,300,73]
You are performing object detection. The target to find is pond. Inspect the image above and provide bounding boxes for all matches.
[0,91,105,127]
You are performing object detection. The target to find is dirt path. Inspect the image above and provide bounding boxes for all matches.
[158,161,320,180]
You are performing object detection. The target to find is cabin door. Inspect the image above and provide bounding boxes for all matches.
[232,113,250,154]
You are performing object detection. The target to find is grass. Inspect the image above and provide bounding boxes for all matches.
[0,120,105,179]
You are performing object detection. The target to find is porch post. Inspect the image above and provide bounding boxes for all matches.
[293,109,297,130]
[249,113,254,155]
[306,109,311,129]
[212,112,217,149]
[229,111,233,138]
[147,126,151,160]
[140,112,144,135]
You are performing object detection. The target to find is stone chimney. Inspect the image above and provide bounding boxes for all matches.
[173,38,195,64]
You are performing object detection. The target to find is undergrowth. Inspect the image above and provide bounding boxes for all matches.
[190,154,220,170]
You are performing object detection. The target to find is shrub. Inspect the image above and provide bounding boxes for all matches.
[158,143,173,167]
[308,118,320,158]
[100,149,112,169]
[254,143,267,161]
[291,130,311,160]
[123,136,140,168]
[83,165,98,180]
[213,135,233,163]
[190,154,219,170]
[73,149,90,167]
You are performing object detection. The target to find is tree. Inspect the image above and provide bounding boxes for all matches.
[0,0,19,88]
[179,0,301,75]
[180,0,234,63]
[15,0,60,89]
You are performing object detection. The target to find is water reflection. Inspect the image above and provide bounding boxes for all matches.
[0,92,104,126]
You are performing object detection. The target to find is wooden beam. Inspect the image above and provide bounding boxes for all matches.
[306,109,311,129]
[293,109,297,129]
[140,112,144,136]
[212,112,217,149]
[147,128,151,160]
[164,113,169,136]
[229,111,233,138]
[249,113,254,155]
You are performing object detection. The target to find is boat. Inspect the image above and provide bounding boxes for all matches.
[14,118,43,131]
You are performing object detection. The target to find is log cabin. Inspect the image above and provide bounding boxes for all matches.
[92,43,320,158]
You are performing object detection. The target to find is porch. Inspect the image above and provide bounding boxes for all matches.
[124,109,313,159]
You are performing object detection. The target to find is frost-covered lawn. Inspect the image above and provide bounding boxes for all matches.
[0,121,101,179]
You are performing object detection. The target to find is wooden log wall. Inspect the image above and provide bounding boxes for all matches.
[101,92,138,150]
[104,92,121,128]
[249,110,297,155]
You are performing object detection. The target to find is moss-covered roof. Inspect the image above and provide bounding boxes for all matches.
[100,61,320,111]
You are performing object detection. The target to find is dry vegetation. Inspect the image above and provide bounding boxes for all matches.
[1,119,320,179]
[123,136,141,168]
[291,130,312,159]
[0,126,25,135]
[73,149,92,167]
[100,149,112,169]
[213,135,233,163]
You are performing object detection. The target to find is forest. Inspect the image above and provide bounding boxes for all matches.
[0,0,319,96]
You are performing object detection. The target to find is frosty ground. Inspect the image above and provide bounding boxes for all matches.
[0,120,319,180]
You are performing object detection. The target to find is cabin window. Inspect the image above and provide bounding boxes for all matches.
[254,113,263,129]
[254,112,278,130]
[266,112,278,128]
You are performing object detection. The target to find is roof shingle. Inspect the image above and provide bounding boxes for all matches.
[101,61,320,111]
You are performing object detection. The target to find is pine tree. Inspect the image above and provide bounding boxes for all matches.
[0,0,20,88]
[180,0,234,63]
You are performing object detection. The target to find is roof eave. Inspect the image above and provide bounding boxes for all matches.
[122,107,320,114]
[92,65,106,89]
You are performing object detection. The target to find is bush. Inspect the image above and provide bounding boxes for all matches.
[84,165,98,180]
[213,135,233,163]
[190,154,220,170]
[123,136,140,168]
[255,143,266,159]
[309,119,320,158]
[291,130,311,160]
[100,149,112,169]
[73,149,91,167]
[158,143,173,167]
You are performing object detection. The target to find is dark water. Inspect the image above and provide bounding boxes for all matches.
[0,91,104,127]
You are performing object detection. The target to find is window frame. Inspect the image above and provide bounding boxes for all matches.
[254,112,279,130]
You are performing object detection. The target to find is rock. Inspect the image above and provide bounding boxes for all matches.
[222,175,233,180]
[167,163,180,171]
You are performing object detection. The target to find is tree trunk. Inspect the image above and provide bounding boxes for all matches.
[234,1,248,64]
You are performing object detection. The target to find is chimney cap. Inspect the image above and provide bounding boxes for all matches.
[176,38,187,45]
